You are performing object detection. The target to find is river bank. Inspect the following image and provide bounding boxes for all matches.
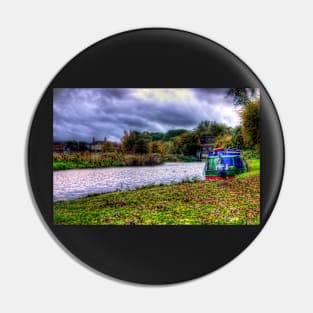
[54,165,260,225]
[53,152,162,170]
[53,152,201,171]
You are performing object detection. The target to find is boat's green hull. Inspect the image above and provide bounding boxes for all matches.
[203,168,246,180]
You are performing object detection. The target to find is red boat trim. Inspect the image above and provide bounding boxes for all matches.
[204,176,235,181]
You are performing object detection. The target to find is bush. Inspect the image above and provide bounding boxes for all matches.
[176,155,199,162]
[242,149,260,160]
[124,154,162,166]
[53,152,124,170]
[163,154,177,162]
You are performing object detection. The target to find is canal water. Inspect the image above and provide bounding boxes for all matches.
[53,162,204,201]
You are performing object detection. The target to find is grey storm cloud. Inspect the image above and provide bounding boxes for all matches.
[53,88,241,142]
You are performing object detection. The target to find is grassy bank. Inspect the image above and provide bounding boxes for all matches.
[54,160,260,225]
[53,152,201,170]
[53,152,162,170]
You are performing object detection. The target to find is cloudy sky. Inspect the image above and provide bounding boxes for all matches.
[53,88,241,142]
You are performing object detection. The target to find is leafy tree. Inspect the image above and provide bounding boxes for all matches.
[196,120,231,137]
[149,132,164,141]
[230,126,244,149]
[66,140,79,151]
[208,122,231,137]
[164,129,188,141]
[121,130,137,153]
[149,141,164,154]
[214,134,233,148]
[121,130,151,154]
[240,100,260,150]
[134,137,149,154]
[179,132,200,156]
[195,120,211,135]
[171,136,183,154]
[102,141,116,152]
[227,88,258,106]
[163,141,175,154]
[76,142,89,151]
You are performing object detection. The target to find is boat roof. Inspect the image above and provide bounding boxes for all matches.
[208,149,241,157]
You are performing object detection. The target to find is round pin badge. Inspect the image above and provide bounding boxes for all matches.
[28,28,284,284]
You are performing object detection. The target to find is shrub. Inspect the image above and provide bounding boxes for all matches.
[242,149,260,160]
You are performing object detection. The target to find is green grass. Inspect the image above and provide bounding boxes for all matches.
[237,159,260,179]
[53,159,124,170]
[54,159,260,225]
[53,152,163,170]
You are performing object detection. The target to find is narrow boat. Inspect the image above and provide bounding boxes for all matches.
[203,148,247,180]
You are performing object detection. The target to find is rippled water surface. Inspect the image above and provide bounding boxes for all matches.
[53,162,204,201]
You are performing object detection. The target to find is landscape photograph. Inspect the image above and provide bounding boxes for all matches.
[53,88,260,225]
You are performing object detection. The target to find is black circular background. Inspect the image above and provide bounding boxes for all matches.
[28,28,284,284]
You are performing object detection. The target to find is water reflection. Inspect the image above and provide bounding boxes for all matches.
[53,162,204,201]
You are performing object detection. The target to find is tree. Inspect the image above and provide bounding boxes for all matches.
[179,132,200,156]
[214,134,233,148]
[163,141,175,154]
[121,130,151,154]
[196,120,231,137]
[230,126,244,149]
[164,129,188,141]
[171,136,183,154]
[77,142,89,151]
[208,122,231,137]
[149,141,164,154]
[240,100,260,150]
[195,120,211,135]
[66,140,79,151]
[134,137,149,154]
[226,89,260,151]
[121,130,137,153]
[227,88,258,106]
[149,132,164,141]
[102,141,116,152]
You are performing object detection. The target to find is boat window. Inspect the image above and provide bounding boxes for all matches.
[221,157,233,166]
[234,157,243,168]
[207,157,217,170]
